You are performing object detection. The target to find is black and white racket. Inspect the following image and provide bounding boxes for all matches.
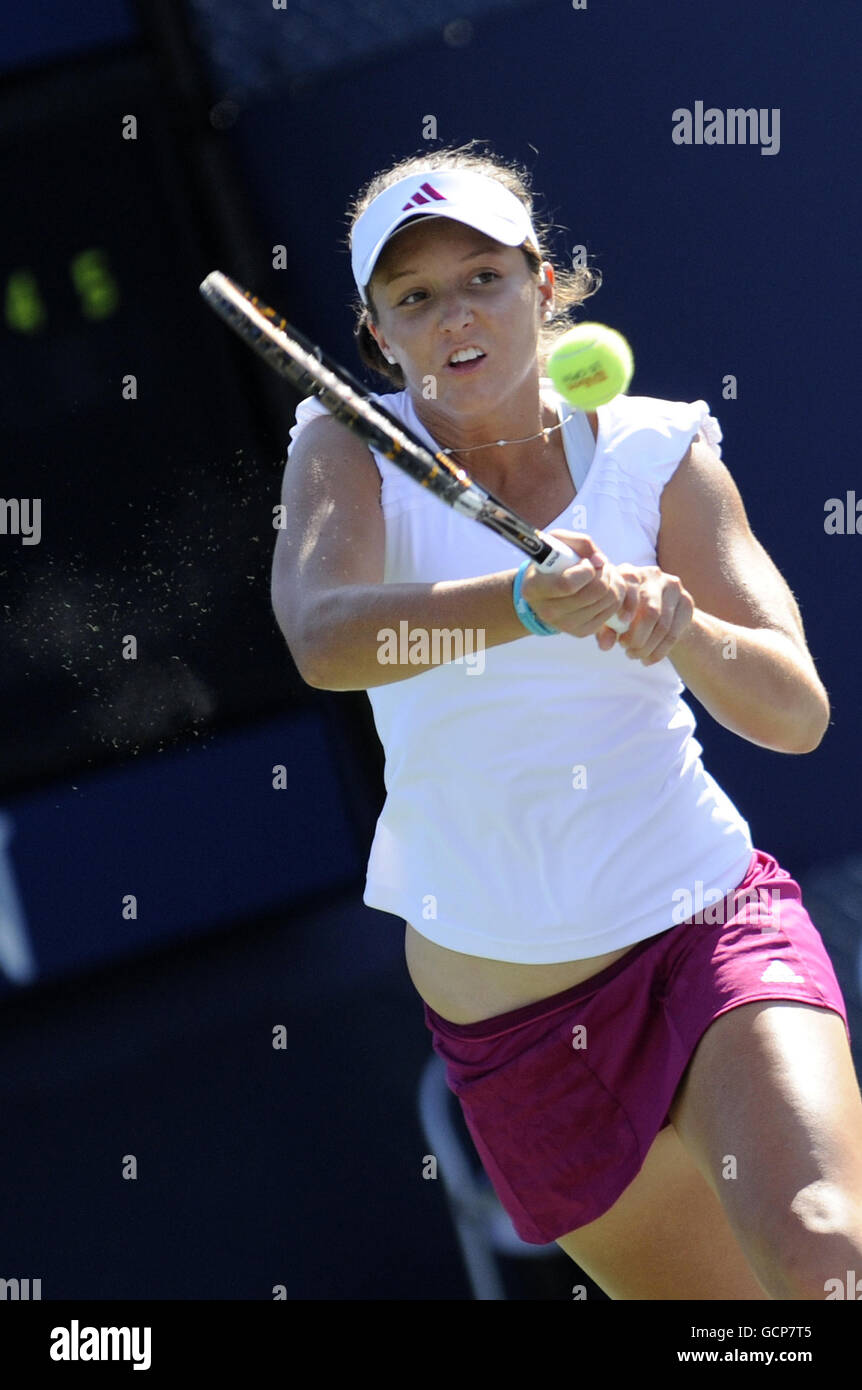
[199,270,629,632]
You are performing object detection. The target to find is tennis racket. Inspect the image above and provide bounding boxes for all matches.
[199,270,630,633]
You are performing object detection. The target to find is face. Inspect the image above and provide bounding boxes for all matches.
[367,218,554,419]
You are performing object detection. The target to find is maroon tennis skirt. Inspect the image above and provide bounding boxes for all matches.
[423,848,851,1245]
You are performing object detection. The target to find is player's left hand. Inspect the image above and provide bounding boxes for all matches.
[595,564,695,663]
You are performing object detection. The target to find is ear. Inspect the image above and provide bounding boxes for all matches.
[539,261,556,321]
[368,319,397,364]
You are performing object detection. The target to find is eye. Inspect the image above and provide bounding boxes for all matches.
[396,269,500,307]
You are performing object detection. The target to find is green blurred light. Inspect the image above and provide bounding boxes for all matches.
[5,270,46,333]
[70,248,120,320]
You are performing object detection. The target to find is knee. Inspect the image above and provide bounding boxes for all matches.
[760,1184,862,1300]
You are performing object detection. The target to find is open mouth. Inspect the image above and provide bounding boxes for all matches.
[445,348,486,373]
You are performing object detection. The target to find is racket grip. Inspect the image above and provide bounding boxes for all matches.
[533,537,631,635]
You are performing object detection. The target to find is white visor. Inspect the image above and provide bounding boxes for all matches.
[350,168,540,306]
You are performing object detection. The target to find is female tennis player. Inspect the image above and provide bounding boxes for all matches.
[271,143,862,1300]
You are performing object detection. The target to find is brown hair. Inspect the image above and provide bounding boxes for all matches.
[345,141,602,389]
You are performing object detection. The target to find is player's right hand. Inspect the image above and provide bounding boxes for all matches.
[521,529,636,641]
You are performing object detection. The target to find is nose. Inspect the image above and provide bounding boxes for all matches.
[437,288,474,334]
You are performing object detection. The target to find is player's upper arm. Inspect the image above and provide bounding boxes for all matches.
[657,431,809,650]
[270,413,384,674]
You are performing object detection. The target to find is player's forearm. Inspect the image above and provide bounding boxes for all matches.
[282,571,528,689]
[668,609,831,753]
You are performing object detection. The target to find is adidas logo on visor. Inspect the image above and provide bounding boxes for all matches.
[401,181,447,211]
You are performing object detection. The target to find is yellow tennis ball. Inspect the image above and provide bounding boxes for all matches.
[547,323,634,408]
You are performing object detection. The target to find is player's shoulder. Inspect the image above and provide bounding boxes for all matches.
[281,399,382,510]
[287,386,409,461]
[607,391,713,427]
[603,393,723,463]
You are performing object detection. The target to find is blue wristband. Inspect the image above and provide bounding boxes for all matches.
[512,558,559,636]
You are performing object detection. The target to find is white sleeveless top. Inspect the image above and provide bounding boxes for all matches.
[288,382,753,963]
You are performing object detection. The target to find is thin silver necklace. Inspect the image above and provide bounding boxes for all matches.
[438,412,574,457]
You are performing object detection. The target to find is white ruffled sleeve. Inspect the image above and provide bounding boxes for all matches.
[691,399,723,459]
[597,396,726,558]
[286,394,332,458]
[620,396,724,491]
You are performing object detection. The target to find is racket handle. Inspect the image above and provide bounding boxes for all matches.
[532,536,631,635]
